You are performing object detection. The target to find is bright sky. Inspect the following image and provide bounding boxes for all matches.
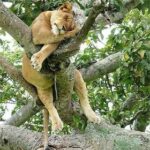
[4,2,12,7]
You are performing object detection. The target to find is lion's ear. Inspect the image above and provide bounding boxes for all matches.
[58,2,72,13]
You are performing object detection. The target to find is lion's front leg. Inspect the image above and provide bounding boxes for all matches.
[64,26,80,38]
[31,43,58,71]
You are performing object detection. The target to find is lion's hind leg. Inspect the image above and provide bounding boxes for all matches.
[37,88,63,150]
[37,88,64,132]
[74,70,101,124]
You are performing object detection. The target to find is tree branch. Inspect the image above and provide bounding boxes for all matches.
[133,110,150,132]
[0,0,36,56]
[4,101,41,126]
[0,55,40,101]
[80,52,122,81]
[1,122,150,150]
[0,55,43,126]
[120,93,139,111]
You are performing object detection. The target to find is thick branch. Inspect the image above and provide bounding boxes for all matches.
[133,111,150,132]
[4,101,41,126]
[80,52,122,81]
[0,55,44,126]
[0,55,38,100]
[1,122,150,150]
[0,1,36,56]
[54,64,76,123]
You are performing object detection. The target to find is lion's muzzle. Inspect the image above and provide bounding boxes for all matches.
[51,23,66,35]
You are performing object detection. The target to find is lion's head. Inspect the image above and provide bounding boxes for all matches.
[50,2,76,35]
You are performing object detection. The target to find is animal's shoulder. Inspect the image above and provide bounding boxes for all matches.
[34,11,52,22]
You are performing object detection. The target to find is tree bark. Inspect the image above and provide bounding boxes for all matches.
[81,52,122,82]
[133,111,150,132]
[0,122,150,150]
[0,55,38,100]
[3,101,41,126]
[0,0,36,56]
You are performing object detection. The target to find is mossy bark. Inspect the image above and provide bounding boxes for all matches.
[0,122,150,150]
[54,64,75,121]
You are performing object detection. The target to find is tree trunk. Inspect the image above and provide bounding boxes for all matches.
[0,122,150,150]
[133,112,150,132]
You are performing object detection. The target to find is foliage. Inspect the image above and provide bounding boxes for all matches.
[9,0,125,25]
[0,43,31,120]
[103,9,150,126]
[10,0,72,25]
[75,8,150,128]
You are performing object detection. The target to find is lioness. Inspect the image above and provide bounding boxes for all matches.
[22,2,100,149]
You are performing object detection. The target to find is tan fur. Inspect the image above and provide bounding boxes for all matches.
[31,7,79,71]
[22,2,100,149]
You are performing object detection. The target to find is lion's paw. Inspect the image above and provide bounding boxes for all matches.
[31,53,43,71]
[86,112,101,124]
[51,120,64,135]
[88,115,101,124]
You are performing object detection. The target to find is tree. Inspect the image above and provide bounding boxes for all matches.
[0,0,150,149]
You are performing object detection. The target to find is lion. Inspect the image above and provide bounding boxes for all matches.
[22,2,100,149]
